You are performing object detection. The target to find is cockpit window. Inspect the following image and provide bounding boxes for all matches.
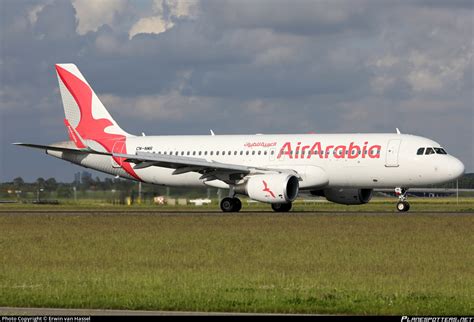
[417,148,425,155]
[434,147,447,155]
[425,147,435,155]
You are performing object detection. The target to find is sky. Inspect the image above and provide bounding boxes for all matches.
[0,0,473,182]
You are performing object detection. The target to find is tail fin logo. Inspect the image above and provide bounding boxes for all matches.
[56,65,114,142]
[262,180,276,198]
[56,64,140,181]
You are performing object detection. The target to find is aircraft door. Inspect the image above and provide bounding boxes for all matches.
[385,139,401,167]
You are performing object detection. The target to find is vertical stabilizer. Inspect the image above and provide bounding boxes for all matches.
[55,64,140,180]
[55,64,131,146]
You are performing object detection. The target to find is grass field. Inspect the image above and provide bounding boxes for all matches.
[0,208,473,314]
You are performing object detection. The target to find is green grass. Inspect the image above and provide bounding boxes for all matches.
[0,212,473,314]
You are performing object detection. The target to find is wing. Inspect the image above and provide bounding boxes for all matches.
[115,151,298,184]
[15,142,298,184]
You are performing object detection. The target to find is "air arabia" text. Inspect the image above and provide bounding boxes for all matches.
[277,141,382,159]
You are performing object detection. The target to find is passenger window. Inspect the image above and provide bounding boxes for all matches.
[417,148,425,155]
[210,151,213,156]
[258,151,261,155]
[216,151,219,155]
[240,151,243,155]
[193,151,196,156]
[271,151,275,155]
[204,151,207,155]
[252,151,255,155]
[246,151,249,155]
[264,151,267,155]
[425,148,434,155]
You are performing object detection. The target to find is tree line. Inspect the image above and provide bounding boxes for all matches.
[1,173,216,200]
[1,172,473,200]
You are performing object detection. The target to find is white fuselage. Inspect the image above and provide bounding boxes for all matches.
[51,133,465,190]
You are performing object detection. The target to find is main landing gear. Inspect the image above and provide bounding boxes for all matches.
[220,187,293,213]
[395,187,410,212]
[220,197,242,212]
[271,203,292,212]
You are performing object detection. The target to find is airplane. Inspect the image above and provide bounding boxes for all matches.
[15,64,465,212]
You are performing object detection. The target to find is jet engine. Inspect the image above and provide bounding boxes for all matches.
[311,188,373,205]
[237,174,299,203]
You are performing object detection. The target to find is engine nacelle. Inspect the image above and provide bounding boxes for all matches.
[237,174,299,203]
[312,188,373,205]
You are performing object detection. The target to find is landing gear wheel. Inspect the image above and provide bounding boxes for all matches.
[233,198,242,212]
[220,197,242,212]
[396,201,410,212]
[395,187,410,213]
[271,202,292,212]
[220,197,235,212]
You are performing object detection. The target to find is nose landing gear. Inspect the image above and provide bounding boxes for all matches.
[395,187,410,212]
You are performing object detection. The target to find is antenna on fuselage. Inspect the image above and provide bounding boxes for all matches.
[396,128,401,134]
[210,129,215,136]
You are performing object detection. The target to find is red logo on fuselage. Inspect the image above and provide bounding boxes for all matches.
[262,180,276,198]
[276,141,382,159]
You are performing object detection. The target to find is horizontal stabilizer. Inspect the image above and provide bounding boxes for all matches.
[13,143,111,156]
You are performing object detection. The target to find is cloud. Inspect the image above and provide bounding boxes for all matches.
[201,0,372,35]
[128,0,198,38]
[72,0,127,35]
[129,16,172,38]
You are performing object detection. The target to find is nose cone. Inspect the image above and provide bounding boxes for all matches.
[449,157,465,180]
